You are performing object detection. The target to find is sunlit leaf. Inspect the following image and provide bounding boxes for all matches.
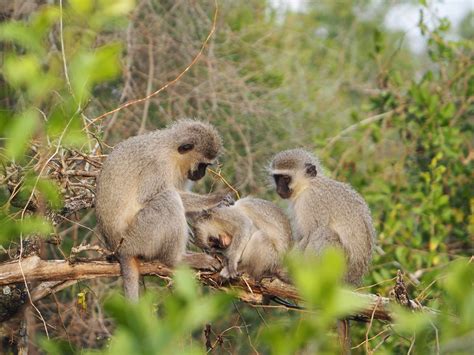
[0,22,44,55]
[69,0,94,15]
[5,110,38,160]
[99,0,135,17]
[70,44,122,102]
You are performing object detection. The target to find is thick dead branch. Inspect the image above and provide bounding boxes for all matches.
[0,254,218,286]
[0,254,425,323]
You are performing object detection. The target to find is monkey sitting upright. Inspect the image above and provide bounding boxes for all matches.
[190,197,292,280]
[95,119,230,301]
[269,149,375,286]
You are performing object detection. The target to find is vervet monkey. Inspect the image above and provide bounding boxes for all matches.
[96,119,229,301]
[190,197,292,280]
[269,149,375,286]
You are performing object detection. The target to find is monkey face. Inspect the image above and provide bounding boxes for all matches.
[188,162,210,181]
[177,143,216,181]
[208,233,232,250]
[273,174,293,199]
[174,120,222,180]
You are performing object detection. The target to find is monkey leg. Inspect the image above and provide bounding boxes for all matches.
[303,226,342,257]
[124,190,188,265]
[117,190,188,301]
[212,209,252,279]
[240,231,280,279]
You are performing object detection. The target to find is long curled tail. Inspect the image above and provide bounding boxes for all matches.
[119,255,140,302]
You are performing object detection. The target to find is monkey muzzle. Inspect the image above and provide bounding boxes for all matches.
[276,188,292,199]
[188,163,209,181]
[274,174,293,199]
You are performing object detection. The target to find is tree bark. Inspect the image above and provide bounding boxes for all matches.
[0,253,402,323]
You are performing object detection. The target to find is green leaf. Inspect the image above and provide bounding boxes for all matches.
[36,178,63,210]
[287,248,346,311]
[19,215,53,236]
[5,110,39,160]
[98,0,135,17]
[0,22,44,55]
[3,55,41,88]
[70,43,122,102]
[69,0,94,15]
[393,305,434,335]
[173,267,197,301]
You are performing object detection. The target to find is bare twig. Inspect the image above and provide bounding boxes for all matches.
[138,33,155,134]
[208,167,241,200]
[85,0,219,129]
[324,110,394,151]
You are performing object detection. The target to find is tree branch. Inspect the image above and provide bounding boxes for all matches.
[0,254,425,323]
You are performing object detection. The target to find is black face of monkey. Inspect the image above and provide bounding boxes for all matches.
[208,236,222,249]
[273,174,292,199]
[188,162,210,181]
[178,142,214,181]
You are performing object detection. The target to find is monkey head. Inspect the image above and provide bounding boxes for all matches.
[269,149,322,199]
[170,119,223,181]
[188,209,232,252]
[193,223,232,253]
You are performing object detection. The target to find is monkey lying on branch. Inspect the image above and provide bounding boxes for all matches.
[189,197,292,281]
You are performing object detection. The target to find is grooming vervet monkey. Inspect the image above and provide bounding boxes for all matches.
[95,119,230,301]
[190,197,292,280]
[269,149,376,286]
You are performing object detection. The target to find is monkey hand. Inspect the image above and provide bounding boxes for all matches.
[182,252,222,271]
[186,209,212,222]
[219,264,239,279]
[216,193,235,208]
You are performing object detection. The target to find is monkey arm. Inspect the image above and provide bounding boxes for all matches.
[179,191,232,212]
[301,226,342,255]
[213,209,253,279]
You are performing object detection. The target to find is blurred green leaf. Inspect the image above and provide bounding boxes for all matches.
[96,268,232,354]
[69,0,94,15]
[5,110,38,160]
[393,305,434,335]
[36,178,63,211]
[0,22,45,55]
[99,0,135,17]
[70,44,122,102]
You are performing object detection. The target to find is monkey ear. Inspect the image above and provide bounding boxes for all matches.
[305,163,317,177]
[178,143,194,154]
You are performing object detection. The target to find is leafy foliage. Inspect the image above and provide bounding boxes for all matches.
[0,0,472,353]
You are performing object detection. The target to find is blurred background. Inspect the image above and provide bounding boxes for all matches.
[0,0,472,353]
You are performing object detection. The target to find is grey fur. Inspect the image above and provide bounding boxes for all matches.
[190,197,292,280]
[95,119,226,301]
[270,149,376,285]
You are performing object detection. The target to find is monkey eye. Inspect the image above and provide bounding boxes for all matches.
[178,143,194,154]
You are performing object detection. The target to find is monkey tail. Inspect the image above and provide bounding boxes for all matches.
[119,255,140,302]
